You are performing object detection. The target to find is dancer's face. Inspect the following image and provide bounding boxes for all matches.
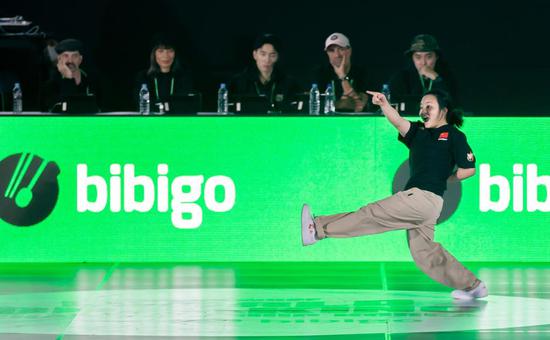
[419,94,448,128]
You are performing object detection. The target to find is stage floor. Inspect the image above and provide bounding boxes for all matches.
[1,262,549,339]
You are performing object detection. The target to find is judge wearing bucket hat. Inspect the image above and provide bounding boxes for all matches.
[389,34,457,111]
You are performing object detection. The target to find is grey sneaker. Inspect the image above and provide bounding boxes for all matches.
[451,281,488,300]
[301,204,317,246]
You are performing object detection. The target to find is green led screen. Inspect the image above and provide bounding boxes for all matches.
[0,116,549,262]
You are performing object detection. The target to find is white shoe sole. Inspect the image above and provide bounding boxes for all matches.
[451,282,488,300]
[301,204,317,246]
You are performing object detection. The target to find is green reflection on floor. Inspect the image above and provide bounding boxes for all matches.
[0,262,549,339]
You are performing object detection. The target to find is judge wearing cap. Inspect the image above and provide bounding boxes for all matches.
[389,34,457,109]
[41,38,96,112]
[311,32,372,112]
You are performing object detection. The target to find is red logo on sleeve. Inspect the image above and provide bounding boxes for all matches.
[438,132,449,141]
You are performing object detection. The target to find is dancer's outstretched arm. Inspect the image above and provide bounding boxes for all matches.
[367,90,410,137]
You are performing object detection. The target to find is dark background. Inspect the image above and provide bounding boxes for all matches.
[1,0,549,114]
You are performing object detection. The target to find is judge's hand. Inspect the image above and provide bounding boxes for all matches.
[56,56,81,85]
[57,59,74,79]
[333,49,351,79]
[418,65,439,80]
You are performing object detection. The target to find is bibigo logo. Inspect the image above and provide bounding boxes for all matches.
[77,164,236,228]
[479,163,550,212]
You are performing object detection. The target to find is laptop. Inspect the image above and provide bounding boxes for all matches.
[233,95,271,115]
[162,93,202,115]
[51,94,100,115]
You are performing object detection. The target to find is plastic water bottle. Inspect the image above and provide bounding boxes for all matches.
[217,83,228,114]
[323,84,335,114]
[12,82,22,114]
[309,83,320,115]
[139,83,150,115]
[381,83,391,103]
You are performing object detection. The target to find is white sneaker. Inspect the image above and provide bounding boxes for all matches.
[301,204,318,246]
[451,281,488,300]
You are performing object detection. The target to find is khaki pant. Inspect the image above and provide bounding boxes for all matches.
[314,187,478,290]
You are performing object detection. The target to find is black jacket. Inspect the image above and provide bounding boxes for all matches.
[229,66,300,113]
[311,64,371,97]
[389,61,458,105]
[135,69,195,104]
[40,70,96,112]
[310,63,374,111]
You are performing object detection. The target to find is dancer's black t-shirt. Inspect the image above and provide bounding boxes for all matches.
[398,121,475,196]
